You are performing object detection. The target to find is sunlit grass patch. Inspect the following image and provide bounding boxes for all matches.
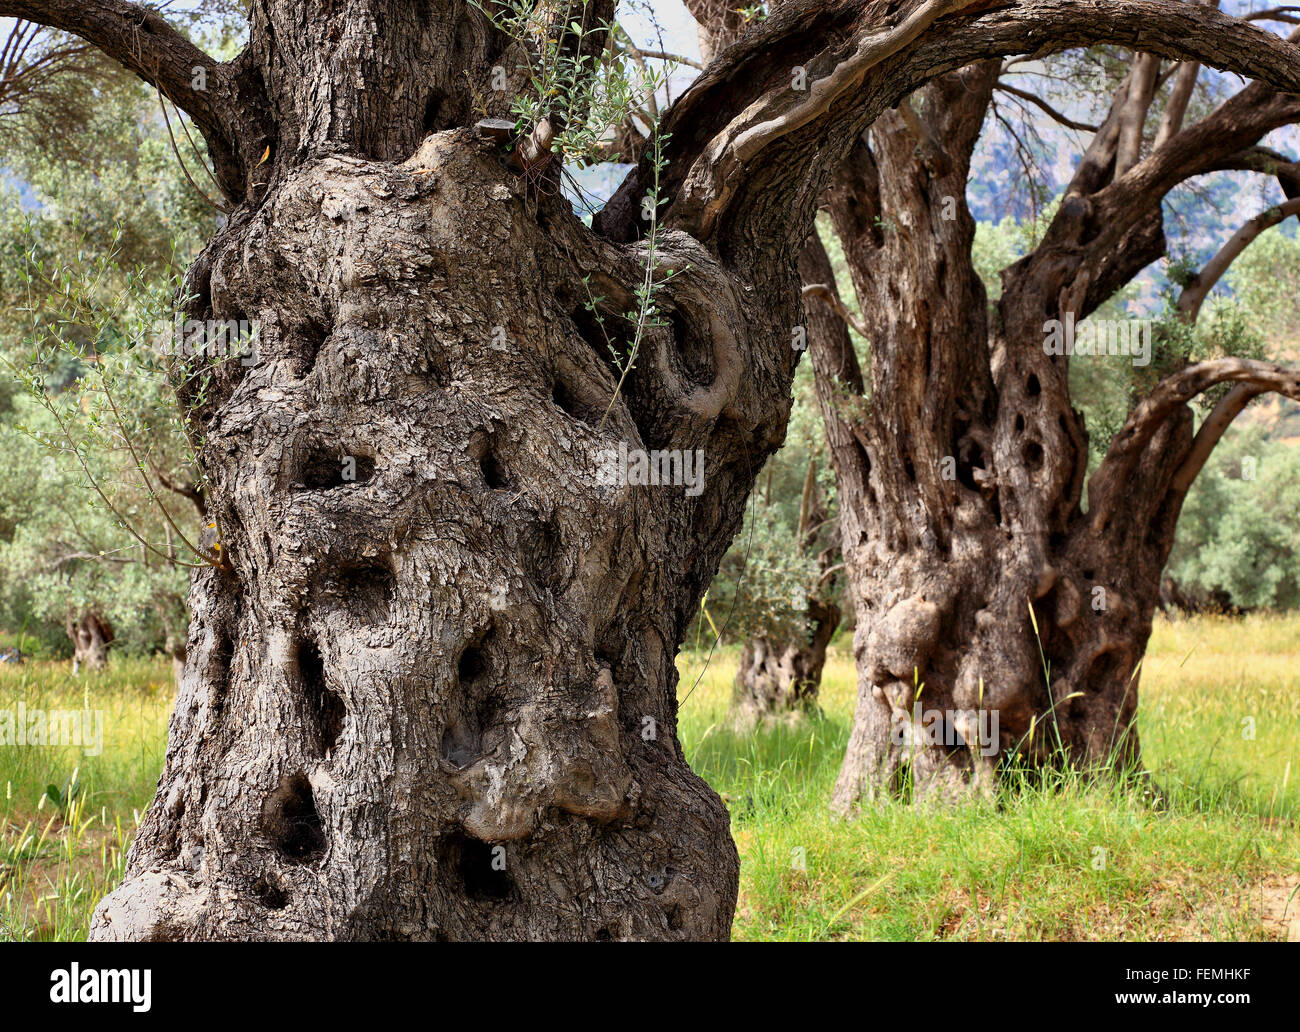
[0,656,170,940]
[0,615,1296,940]
[676,613,1300,941]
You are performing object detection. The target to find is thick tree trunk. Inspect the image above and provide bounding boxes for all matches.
[731,597,840,726]
[21,0,1293,941]
[810,58,1300,809]
[66,609,113,674]
[87,122,798,939]
[807,66,1160,807]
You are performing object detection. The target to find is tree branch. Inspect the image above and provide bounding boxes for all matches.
[995,80,1099,132]
[0,0,258,201]
[598,0,1300,251]
[1088,358,1300,526]
[0,1,219,122]
[1153,58,1201,149]
[1165,382,1265,499]
[802,282,870,340]
[1177,196,1300,322]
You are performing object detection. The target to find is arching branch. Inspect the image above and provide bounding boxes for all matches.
[1177,196,1300,322]
[803,282,870,340]
[1089,358,1300,526]
[0,0,265,202]
[597,0,1300,255]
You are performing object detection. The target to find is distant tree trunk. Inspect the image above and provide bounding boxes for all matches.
[163,629,186,687]
[732,596,840,726]
[732,458,842,724]
[66,609,113,674]
[156,603,188,687]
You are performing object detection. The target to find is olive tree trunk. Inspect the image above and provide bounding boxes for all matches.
[732,597,840,725]
[66,609,113,674]
[731,459,842,725]
[803,57,1300,808]
[12,0,1298,940]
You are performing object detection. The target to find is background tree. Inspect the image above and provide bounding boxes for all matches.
[708,376,843,726]
[3,0,1298,942]
[795,12,1300,807]
[0,8,235,673]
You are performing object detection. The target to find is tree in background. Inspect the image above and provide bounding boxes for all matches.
[708,372,843,726]
[794,16,1300,808]
[0,5,239,670]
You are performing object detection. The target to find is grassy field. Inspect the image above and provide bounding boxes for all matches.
[1,614,1298,940]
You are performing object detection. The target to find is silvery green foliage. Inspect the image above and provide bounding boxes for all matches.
[0,53,222,652]
[1167,427,1300,611]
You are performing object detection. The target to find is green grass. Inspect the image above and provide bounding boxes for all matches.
[676,613,1300,940]
[0,657,171,940]
[1,614,1297,940]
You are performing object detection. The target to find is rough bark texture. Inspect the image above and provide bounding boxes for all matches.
[10,0,1300,939]
[802,52,1300,808]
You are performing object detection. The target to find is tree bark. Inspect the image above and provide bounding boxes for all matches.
[10,0,1299,940]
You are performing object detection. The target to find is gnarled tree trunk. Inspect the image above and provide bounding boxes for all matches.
[12,0,1299,941]
[804,54,1300,809]
[66,609,113,674]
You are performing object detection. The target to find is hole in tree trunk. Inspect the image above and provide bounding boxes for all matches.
[1023,440,1044,471]
[522,515,566,594]
[480,448,509,491]
[251,874,289,910]
[569,304,631,371]
[1084,649,1125,693]
[298,640,345,755]
[1026,373,1041,397]
[440,833,514,902]
[956,441,986,492]
[422,91,445,133]
[262,773,327,864]
[551,378,600,427]
[300,447,375,489]
[207,623,235,736]
[668,308,715,388]
[443,629,505,767]
[458,642,487,684]
[292,317,329,374]
[328,561,395,624]
[440,717,481,769]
